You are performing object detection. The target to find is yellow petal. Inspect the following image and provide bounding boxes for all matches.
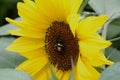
[23,0,37,8]
[34,65,53,80]
[6,18,48,32]
[71,0,83,14]
[17,2,41,24]
[8,29,46,39]
[6,37,45,52]
[56,70,64,80]
[34,0,68,21]
[80,33,111,49]
[16,57,48,76]
[61,71,71,80]
[17,2,51,29]
[79,41,114,66]
[5,18,24,29]
[77,15,108,39]
[75,57,100,80]
[67,14,80,36]
[35,0,82,21]
[34,68,49,80]
[19,47,46,59]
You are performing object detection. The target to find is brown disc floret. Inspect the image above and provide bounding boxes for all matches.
[45,21,79,71]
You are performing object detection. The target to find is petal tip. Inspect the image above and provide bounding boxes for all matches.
[5,46,12,52]
[5,17,11,22]
[106,41,112,48]
[106,60,114,65]
[100,15,109,21]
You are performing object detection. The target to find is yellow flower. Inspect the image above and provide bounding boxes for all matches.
[6,0,113,80]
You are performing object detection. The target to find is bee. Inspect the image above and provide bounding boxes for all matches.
[54,40,64,52]
[56,43,64,52]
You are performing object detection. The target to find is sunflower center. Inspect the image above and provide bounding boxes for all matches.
[45,21,79,71]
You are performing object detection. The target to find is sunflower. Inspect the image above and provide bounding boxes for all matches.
[6,0,113,80]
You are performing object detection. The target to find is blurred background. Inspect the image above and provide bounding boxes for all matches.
[0,0,22,26]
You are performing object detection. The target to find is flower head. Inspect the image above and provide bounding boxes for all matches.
[6,0,113,80]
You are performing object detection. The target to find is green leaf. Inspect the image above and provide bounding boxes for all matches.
[0,69,32,80]
[105,0,120,19]
[105,47,120,62]
[99,62,120,80]
[89,0,120,19]
[0,24,18,36]
[0,18,20,36]
[89,0,105,15]
[112,41,120,51]
[79,0,89,14]
[80,12,98,20]
[107,18,120,40]
[0,37,26,68]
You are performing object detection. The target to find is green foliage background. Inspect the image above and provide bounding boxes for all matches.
[0,0,22,26]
